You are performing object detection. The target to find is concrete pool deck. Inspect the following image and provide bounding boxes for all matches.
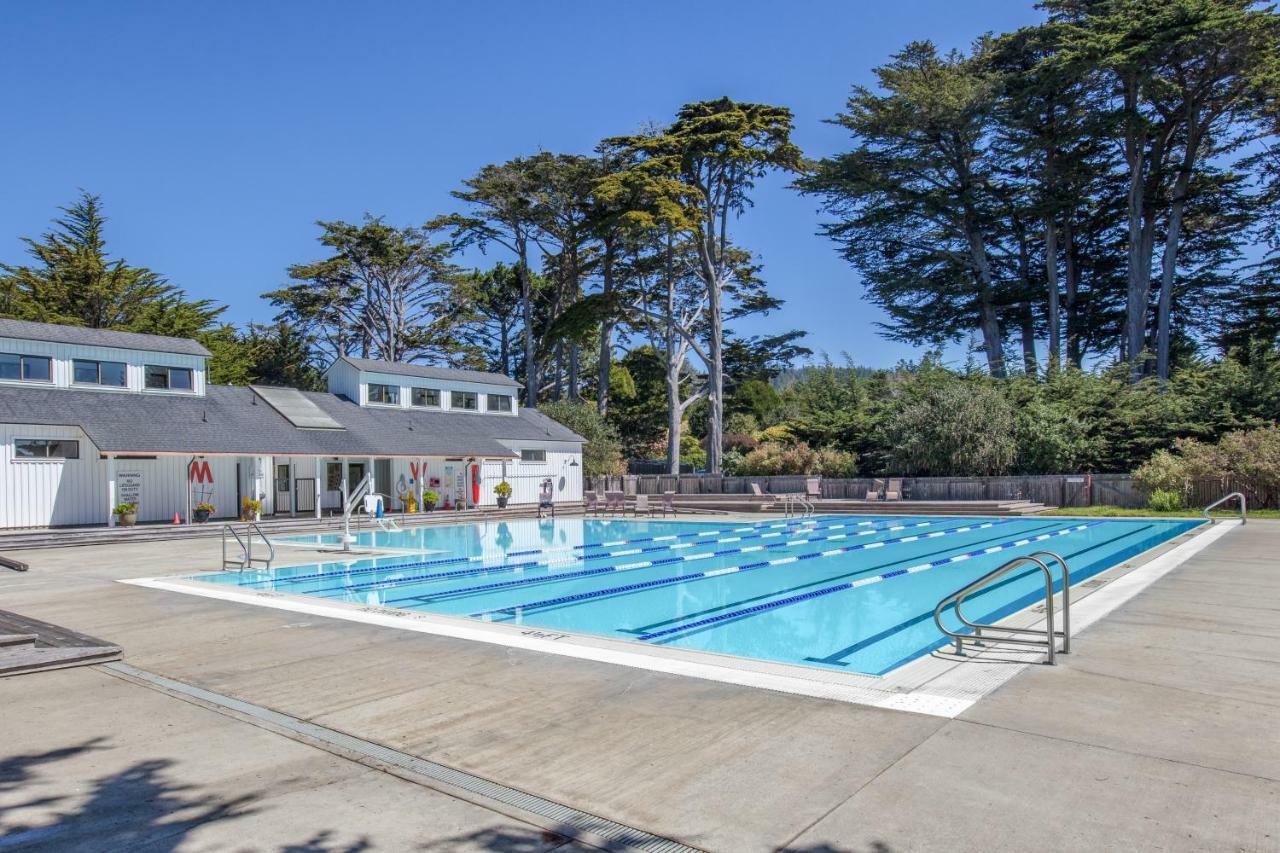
[1,519,1277,851]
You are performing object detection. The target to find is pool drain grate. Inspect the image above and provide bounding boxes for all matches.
[104,662,701,853]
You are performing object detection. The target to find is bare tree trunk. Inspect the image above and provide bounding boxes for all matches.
[1063,219,1080,368]
[1156,129,1201,382]
[706,274,724,475]
[518,242,538,406]
[597,237,615,415]
[966,227,1006,378]
[568,342,579,400]
[1020,306,1038,376]
[1044,215,1061,372]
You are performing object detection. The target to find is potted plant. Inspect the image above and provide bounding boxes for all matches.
[403,491,417,513]
[240,496,262,522]
[422,490,439,512]
[494,480,513,509]
[193,502,215,524]
[113,502,138,527]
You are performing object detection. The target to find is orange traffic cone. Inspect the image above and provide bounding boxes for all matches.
[173,512,182,524]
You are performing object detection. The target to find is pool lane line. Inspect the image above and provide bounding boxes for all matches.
[823,523,1158,673]
[466,519,1019,620]
[380,519,959,606]
[620,519,1075,635]
[635,521,1103,643]
[234,514,888,589]
[259,512,921,591]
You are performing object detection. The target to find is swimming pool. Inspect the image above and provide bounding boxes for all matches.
[187,515,1198,676]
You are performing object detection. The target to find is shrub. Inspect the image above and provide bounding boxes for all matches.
[423,489,440,504]
[1146,489,1183,512]
[113,502,137,515]
[756,423,796,444]
[882,381,1016,476]
[540,400,626,477]
[734,441,857,477]
[723,432,759,453]
[493,481,512,498]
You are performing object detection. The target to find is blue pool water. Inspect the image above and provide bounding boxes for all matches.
[188,515,1198,676]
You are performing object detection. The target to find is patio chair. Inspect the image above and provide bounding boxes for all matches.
[805,478,822,501]
[604,491,625,514]
[583,491,601,515]
[633,494,654,517]
[659,491,676,516]
[884,478,903,501]
[537,479,556,518]
[864,479,884,501]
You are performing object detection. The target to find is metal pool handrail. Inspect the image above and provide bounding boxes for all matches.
[1203,492,1246,524]
[933,550,1071,665]
[221,522,276,571]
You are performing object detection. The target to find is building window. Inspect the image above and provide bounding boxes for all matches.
[145,365,193,391]
[325,462,343,491]
[411,387,440,407]
[368,383,399,405]
[487,394,512,412]
[73,359,127,387]
[451,390,478,411]
[0,353,51,382]
[520,449,546,463]
[15,438,79,460]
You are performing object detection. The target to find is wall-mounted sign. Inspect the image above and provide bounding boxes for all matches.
[118,471,142,506]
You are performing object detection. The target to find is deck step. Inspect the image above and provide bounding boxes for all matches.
[0,633,37,648]
[0,610,121,677]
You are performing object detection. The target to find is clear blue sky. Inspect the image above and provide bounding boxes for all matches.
[0,1,1044,369]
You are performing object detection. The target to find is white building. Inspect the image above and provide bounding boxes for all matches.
[0,318,584,529]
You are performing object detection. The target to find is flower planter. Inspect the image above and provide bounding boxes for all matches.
[193,508,212,524]
[117,512,137,527]
[496,496,509,509]
[423,501,436,512]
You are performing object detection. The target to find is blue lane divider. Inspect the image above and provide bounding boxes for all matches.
[468,519,1019,619]
[378,518,951,604]
[635,521,1103,642]
[307,517,928,597]
[251,515,906,592]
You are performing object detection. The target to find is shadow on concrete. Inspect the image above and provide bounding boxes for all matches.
[0,737,362,852]
[780,843,896,853]
[420,825,572,852]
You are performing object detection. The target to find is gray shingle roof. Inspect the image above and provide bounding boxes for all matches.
[0,318,211,357]
[334,356,522,388]
[0,385,582,456]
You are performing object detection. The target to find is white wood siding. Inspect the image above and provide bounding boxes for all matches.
[0,424,242,528]
[0,336,207,396]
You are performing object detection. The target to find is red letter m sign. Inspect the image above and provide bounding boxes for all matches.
[188,460,214,484]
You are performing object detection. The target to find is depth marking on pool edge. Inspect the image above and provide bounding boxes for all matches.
[102,661,702,853]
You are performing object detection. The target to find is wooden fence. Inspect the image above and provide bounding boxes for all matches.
[585,473,1268,510]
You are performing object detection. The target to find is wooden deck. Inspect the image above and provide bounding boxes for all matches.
[0,609,121,677]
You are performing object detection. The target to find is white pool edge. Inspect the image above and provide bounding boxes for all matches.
[119,519,1239,719]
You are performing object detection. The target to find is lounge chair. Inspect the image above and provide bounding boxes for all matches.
[884,478,903,501]
[604,491,625,514]
[659,491,676,516]
[865,479,884,501]
[749,483,767,499]
[583,492,601,515]
[634,494,654,517]
[805,478,822,501]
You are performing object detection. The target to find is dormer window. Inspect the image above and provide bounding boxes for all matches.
[411,387,440,407]
[145,365,193,391]
[450,390,478,411]
[486,394,512,412]
[0,353,51,382]
[368,383,399,405]
[73,359,127,387]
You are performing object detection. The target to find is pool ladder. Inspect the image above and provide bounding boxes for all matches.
[222,522,276,571]
[933,551,1070,665]
[1203,492,1246,524]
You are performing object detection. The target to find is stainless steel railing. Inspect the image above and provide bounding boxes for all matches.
[221,522,275,571]
[1203,492,1246,524]
[933,550,1071,665]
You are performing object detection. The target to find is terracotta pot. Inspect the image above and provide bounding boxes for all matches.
[118,512,137,527]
